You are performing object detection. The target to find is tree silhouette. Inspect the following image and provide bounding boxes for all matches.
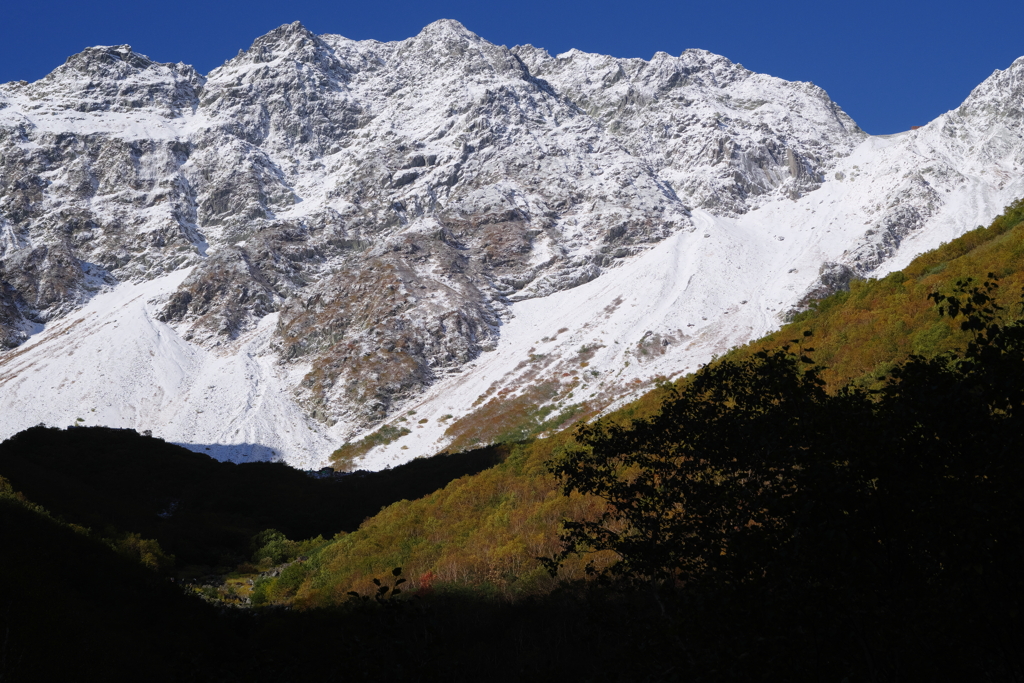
[544,280,1024,678]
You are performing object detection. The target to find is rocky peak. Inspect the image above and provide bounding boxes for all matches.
[26,45,202,115]
[231,21,340,71]
[517,43,864,215]
[200,23,361,155]
[386,19,527,83]
[952,56,1024,129]
[894,55,1024,180]
[59,45,155,77]
[675,48,747,83]
[416,18,478,40]
[509,44,551,68]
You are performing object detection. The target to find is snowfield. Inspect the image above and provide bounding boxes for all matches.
[0,269,333,468]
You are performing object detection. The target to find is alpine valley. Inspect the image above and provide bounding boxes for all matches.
[2,19,1022,469]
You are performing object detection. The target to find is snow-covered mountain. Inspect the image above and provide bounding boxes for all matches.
[1,21,1021,469]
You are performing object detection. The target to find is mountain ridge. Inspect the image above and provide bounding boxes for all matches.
[0,21,1021,467]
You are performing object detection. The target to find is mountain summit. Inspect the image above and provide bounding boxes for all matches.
[1,23,1022,467]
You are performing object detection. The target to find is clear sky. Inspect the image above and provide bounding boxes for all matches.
[2,0,1022,135]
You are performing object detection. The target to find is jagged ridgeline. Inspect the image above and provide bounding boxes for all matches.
[237,198,1024,604]
[6,21,1021,466]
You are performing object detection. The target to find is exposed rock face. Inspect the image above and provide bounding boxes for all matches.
[0,44,205,349]
[2,20,1019,437]
[514,45,864,215]
[788,261,859,317]
[0,20,702,421]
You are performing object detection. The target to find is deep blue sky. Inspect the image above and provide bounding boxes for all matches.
[2,0,1022,134]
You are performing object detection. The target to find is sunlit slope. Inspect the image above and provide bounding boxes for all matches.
[728,197,1024,388]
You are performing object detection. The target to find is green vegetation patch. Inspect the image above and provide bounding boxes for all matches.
[331,424,412,470]
[443,380,574,452]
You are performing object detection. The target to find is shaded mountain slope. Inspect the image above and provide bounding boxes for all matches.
[0,425,506,567]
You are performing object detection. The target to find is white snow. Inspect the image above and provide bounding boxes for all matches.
[0,269,333,468]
